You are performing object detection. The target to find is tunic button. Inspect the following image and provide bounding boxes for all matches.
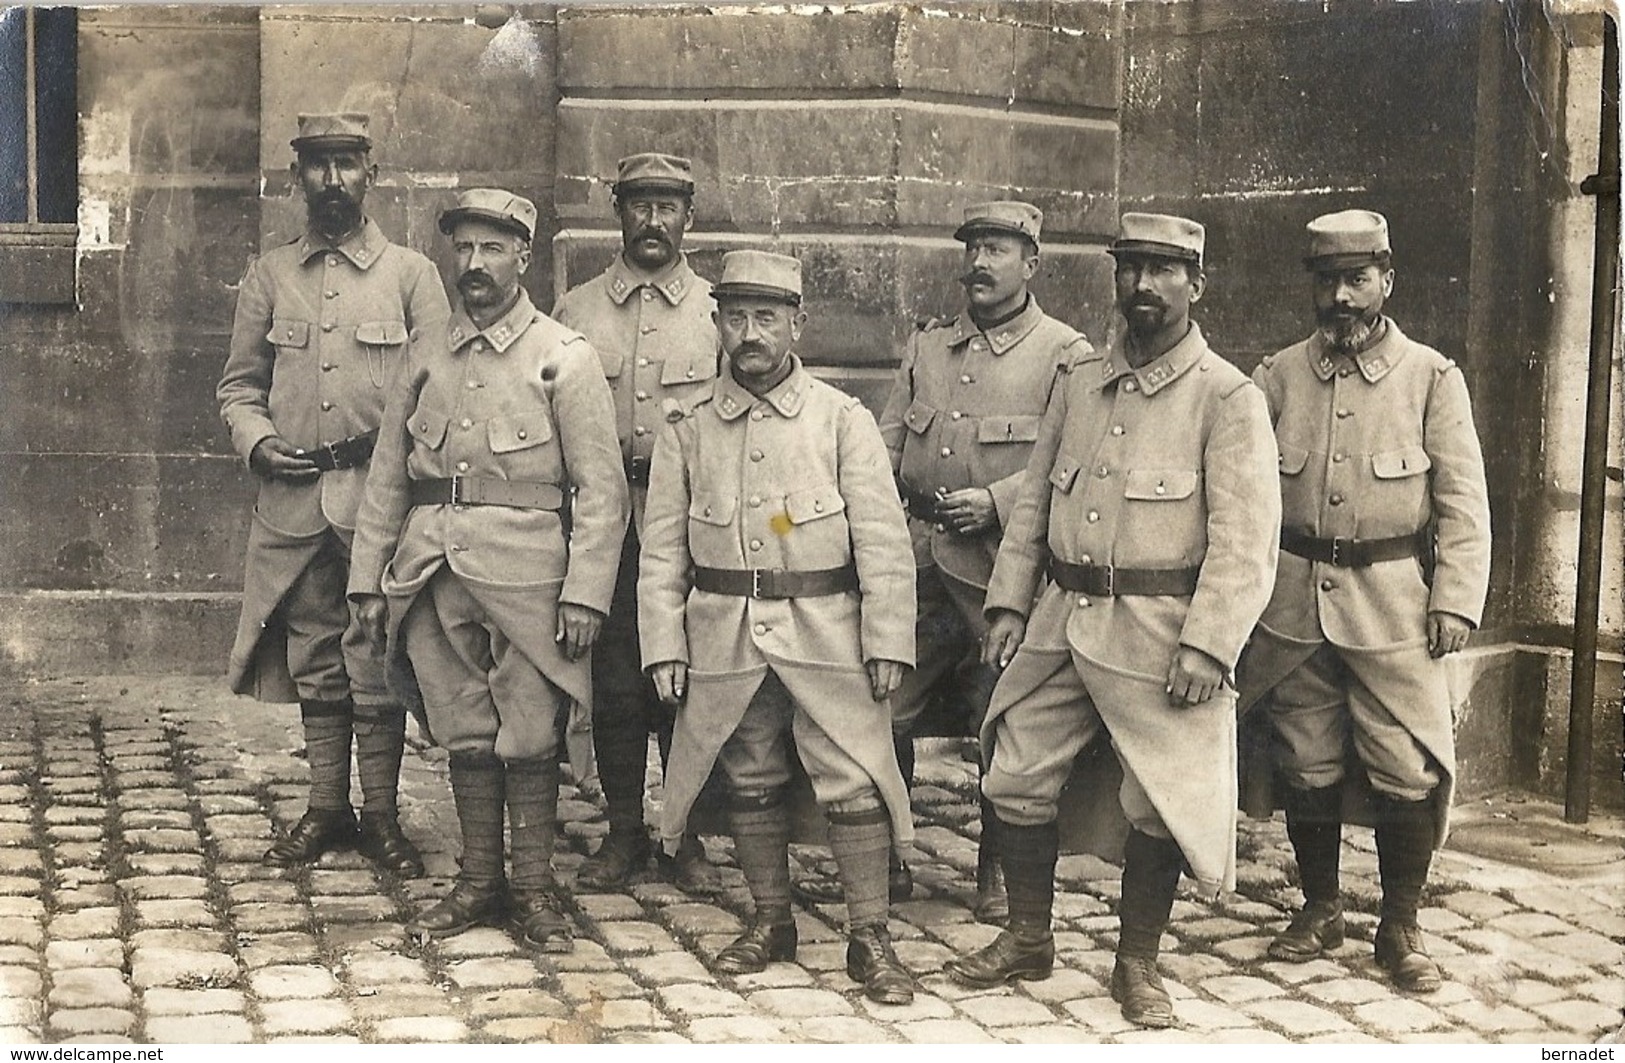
[1077,597,1091,608]
[321,401,333,411]
[638,357,650,367]
[750,450,764,462]
[1320,579,1335,592]
[951,411,963,420]
[753,623,768,636]
[1096,466,1109,479]
[324,290,338,299]
[1111,425,1124,436]
[1339,368,1353,377]
[1329,493,1344,505]
[516,429,527,440]
[1332,453,1345,463]
[960,374,972,384]
[750,410,764,422]
[940,447,952,458]
[1087,511,1100,523]
[749,495,762,507]
[640,326,655,335]
[456,461,470,472]
[1155,483,1166,495]
[321,323,335,333]
[466,380,479,389]
[636,390,649,401]
[326,256,338,267]
[634,426,647,437]
[750,539,763,551]
[451,544,464,552]
[321,362,335,371]
[814,501,823,512]
[686,368,695,378]
[1336,408,1352,419]
[460,418,473,429]
[703,506,712,517]
[641,290,654,301]
[1124,381,1138,393]
[1079,554,1092,564]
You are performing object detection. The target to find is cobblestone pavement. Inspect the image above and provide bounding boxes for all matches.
[0,676,1618,1044]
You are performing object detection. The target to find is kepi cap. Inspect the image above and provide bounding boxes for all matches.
[438,188,539,243]
[1304,209,1390,270]
[613,152,695,197]
[291,112,372,153]
[711,249,802,306]
[1110,212,1205,265]
[954,201,1043,246]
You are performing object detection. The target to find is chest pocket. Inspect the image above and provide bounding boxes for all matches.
[1372,445,1431,479]
[977,415,1042,445]
[660,354,718,387]
[268,319,310,349]
[1278,444,1310,476]
[1125,469,1199,501]
[488,409,554,454]
[785,484,847,525]
[689,490,737,527]
[903,400,937,435]
[408,407,450,450]
[1048,457,1081,493]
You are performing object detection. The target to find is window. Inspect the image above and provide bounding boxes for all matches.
[0,6,77,304]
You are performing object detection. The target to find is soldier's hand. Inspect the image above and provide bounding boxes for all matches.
[350,595,387,657]
[982,610,1027,670]
[937,487,998,536]
[866,659,907,702]
[649,662,688,706]
[555,602,605,661]
[1427,611,1472,658]
[1166,645,1226,707]
[249,436,320,483]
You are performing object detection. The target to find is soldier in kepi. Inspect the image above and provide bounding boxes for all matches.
[348,189,628,951]
[552,152,721,896]
[944,214,1281,1029]
[218,113,449,877]
[638,251,920,1004]
[794,202,1090,922]
[1238,210,1490,993]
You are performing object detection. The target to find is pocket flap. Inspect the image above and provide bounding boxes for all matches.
[487,409,554,454]
[407,408,449,450]
[1277,443,1310,475]
[1048,458,1081,493]
[903,399,937,435]
[784,483,847,525]
[268,319,310,348]
[355,320,408,345]
[1372,445,1431,479]
[689,491,737,526]
[1125,468,1199,500]
[977,414,1042,444]
[661,353,719,386]
[597,345,625,379]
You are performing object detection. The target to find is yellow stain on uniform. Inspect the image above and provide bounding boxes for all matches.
[769,512,795,537]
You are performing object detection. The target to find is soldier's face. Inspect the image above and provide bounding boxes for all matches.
[452,220,531,311]
[1313,264,1392,351]
[293,148,374,235]
[616,192,692,271]
[715,297,804,382]
[1114,254,1203,338]
[961,232,1038,309]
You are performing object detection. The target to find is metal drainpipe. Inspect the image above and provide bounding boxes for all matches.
[1566,14,1619,824]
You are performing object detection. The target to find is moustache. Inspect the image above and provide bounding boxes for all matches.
[635,229,670,244]
[457,271,496,289]
[1125,296,1166,312]
[733,342,770,358]
[961,271,996,288]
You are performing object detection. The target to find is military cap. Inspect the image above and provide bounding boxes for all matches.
[711,249,802,306]
[438,188,539,243]
[613,152,695,197]
[1110,212,1205,265]
[1304,209,1390,270]
[953,201,1043,246]
[290,112,372,153]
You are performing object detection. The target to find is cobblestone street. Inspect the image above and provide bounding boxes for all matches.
[0,675,1618,1045]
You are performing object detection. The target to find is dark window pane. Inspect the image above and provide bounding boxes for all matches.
[33,7,75,223]
[0,8,27,223]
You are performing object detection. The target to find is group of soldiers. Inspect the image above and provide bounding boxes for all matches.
[219,112,1491,1025]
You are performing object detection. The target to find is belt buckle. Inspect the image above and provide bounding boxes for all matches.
[449,475,465,506]
[750,569,763,599]
[1329,538,1347,566]
[323,440,343,470]
[1100,563,1115,597]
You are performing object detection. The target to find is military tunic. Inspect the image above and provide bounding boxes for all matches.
[638,358,917,852]
[347,291,628,765]
[1238,318,1490,844]
[877,298,1089,734]
[980,323,1280,897]
[218,219,450,704]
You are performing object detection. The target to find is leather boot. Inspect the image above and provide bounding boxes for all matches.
[716,919,797,974]
[357,810,426,877]
[264,807,358,867]
[510,886,574,953]
[1113,829,1182,1028]
[507,756,572,952]
[945,818,1057,987]
[663,834,723,897]
[1270,784,1344,961]
[577,828,651,892]
[847,923,915,1005]
[973,797,1008,926]
[352,706,413,874]
[1374,792,1442,993]
[408,751,505,939]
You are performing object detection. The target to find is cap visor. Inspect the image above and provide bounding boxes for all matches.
[438,207,532,242]
[292,135,371,152]
[614,179,694,197]
[1108,240,1200,263]
[711,282,800,305]
[954,221,1035,245]
[1304,252,1387,271]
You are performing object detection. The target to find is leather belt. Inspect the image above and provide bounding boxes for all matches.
[408,476,565,511]
[299,429,377,472]
[1047,557,1201,597]
[692,564,858,599]
[1281,527,1430,568]
[625,455,651,487]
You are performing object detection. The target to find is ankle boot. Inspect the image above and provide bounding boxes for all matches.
[507,756,572,952]
[1270,784,1344,961]
[408,751,506,939]
[847,923,915,1004]
[1113,829,1182,1028]
[722,788,794,972]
